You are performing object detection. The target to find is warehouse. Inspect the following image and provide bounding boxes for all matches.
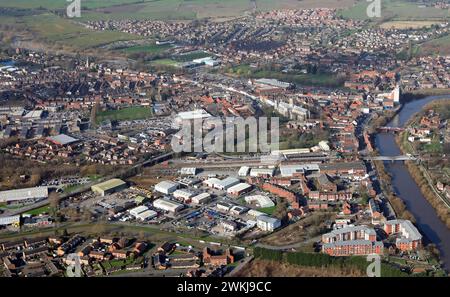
[180,167,198,176]
[136,210,158,221]
[191,193,211,204]
[0,215,20,227]
[257,216,281,232]
[245,195,275,208]
[238,166,251,177]
[250,168,275,177]
[173,189,195,201]
[0,186,48,204]
[154,181,178,195]
[153,198,184,213]
[130,206,149,218]
[280,164,320,177]
[215,177,240,190]
[47,134,79,146]
[91,179,127,196]
[227,183,252,197]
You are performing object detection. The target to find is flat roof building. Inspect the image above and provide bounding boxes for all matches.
[280,164,320,177]
[91,179,127,196]
[245,195,275,208]
[154,181,178,195]
[0,187,48,204]
[153,198,183,213]
[47,134,79,146]
[191,193,211,204]
[227,183,252,196]
[257,216,281,232]
[136,210,158,221]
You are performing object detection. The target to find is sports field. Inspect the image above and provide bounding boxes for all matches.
[96,106,153,124]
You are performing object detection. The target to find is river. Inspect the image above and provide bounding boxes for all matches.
[373,95,450,272]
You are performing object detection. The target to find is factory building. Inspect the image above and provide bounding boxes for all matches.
[191,193,211,204]
[91,179,127,196]
[226,183,252,197]
[154,181,179,195]
[245,195,275,208]
[0,186,48,205]
[257,216,281,232]
[153,198,184,213]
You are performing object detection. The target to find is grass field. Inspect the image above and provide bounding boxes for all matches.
[258,206,276,215]
[380,20,443,29]
[119,43,173,54]
[150,58,180,67]
[228,64,345,88]
[0,0,357,21]
[96,106,153,124]
[23,205,51,216]
[0,13,139,50]
[339,0,450,21]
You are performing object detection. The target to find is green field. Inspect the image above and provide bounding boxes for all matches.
[0,13,139,50]
[258,206,276,215]
[119,43,173,54]
[96,106,153,124]
[150,58,180,67]
[23,205,51,216]
[339,0,450,21]
[228,64,345,88]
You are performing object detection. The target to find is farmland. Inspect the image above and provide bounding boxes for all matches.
[339,0,450,21]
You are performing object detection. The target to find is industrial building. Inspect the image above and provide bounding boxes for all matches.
[173,189,195,201]
[136,210,158,221]
[130,206,149,218]
[238,166,251,177]
[204,177,240,190]
[249,168,275,177]
[154,181,178,195]
[0,186,48,204]
[226,183,252,197]
[91,179,127,196]
[191,193,211,204]
[0,215,20,227]
[153,198,184,213]
[279,164,320,177]
[245,195,275,208]
[257,216,281,232]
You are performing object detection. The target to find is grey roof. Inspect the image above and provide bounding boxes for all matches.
[47,134,79,145]
[323,240,383,248]
[0,187,48,203]
[385,219,422,241]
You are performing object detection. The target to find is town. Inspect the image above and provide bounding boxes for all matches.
[0,2,449,278]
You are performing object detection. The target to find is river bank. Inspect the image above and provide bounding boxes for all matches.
[395,100,450,229]
[373,94,450,272]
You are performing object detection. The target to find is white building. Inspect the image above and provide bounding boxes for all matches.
[227,183,252,196]
[249,168,275,177]
[238,166,251,177]
[136,210,158,221]
[153,198,184,213]
[0,215,20,226]
[279,164,320,177]
[154,181,178,195]
[257,216,281,232]
[173,189,195,201]
[191,193,211,204]
[0,187,48,204]
[245,195,275,208]
[130,205,149,218]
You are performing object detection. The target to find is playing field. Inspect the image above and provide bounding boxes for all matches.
[96,106,153,124]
